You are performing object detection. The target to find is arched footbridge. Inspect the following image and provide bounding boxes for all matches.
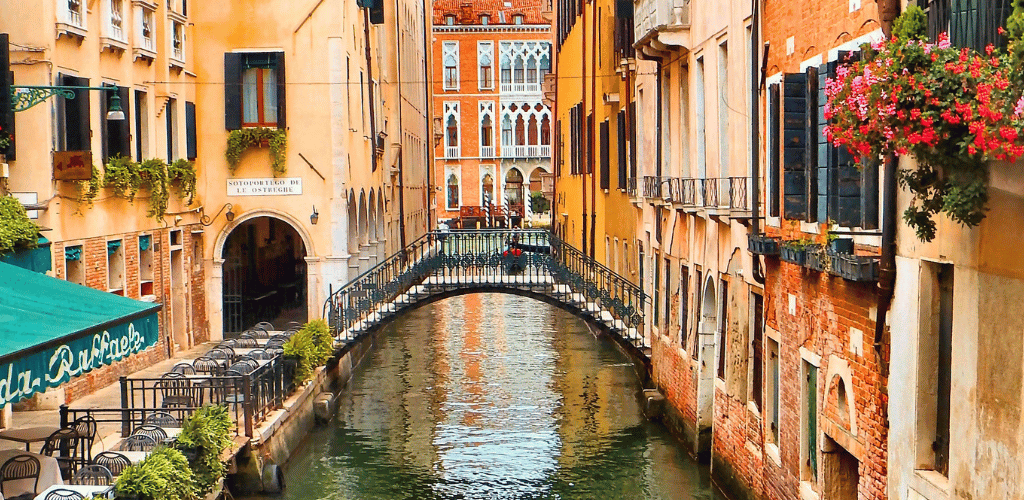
[323,230,651,366]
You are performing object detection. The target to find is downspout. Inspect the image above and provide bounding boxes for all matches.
[750,0,765,285]
[581,4,588,255]
[422,0,433,232]
[551,31,560,232]
[874,154,897,379]
[394,0,407,249]
[363,8,378,174]
[589,0,598,258]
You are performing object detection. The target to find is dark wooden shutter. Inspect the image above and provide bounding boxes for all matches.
[617,110,627,190]
[836,136,862,227]
[629,101,637,179]
[805,66,818,223]
[860,159,879,229]
[103,86,131,161]
[600,120,610,190]
[587,113,594,174]
[185,101,197,160]
[816,64,834,223]
[782,72,807,220]
[224,53,242,130]
[273,52,286,129]
[0,35,14,161]
[768,83,780,217]
[60,75,91,152]
[556,120,562,177]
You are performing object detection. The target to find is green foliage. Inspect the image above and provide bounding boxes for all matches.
[530,192,550,213]
[893,5,927,41]
[283,320,335,384]
[168,159,198,206]
[78,163,102,206]
[781,238,817,250]
[104,155,142,201]
[176,405,233,494]
[226,127,287,176]
[138,158,169,219]
[115,446,198,500]
[0,196,40,255]
[1008,0,1024,41]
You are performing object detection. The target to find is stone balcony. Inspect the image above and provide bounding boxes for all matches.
[633,0,692,59]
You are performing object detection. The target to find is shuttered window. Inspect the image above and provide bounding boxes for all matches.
[224,52,286,130]
[57,74,91,152]
[617,109,627,190]
[600,120,610,190]
[185,101,197,161]
[768,83,780,217]
[0,38,14,161]
[781,72,807,220]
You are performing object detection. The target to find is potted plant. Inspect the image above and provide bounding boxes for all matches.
[805,246,830,272]
[829,237,854,255]
[835,253,881,281]
[748,234,780,256]
[780,239,816,266]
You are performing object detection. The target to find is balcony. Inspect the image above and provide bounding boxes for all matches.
[480,145,496,158]
[633,0,691,59]
[641,176,752,218]
[500,82,542,94]
[501,144,551,159]
[445,146,461,159]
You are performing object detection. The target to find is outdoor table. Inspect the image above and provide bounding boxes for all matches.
[0,449,63,499]
[34,484,114,500]
[233,347,262,357]
[162,427,183,440]
[0,426,61,452]
[116,450,150,464]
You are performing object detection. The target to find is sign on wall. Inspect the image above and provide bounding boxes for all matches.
[52,151,94,181]
[227,177,303,196]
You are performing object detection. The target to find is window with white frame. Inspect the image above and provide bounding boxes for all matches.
[108,0,125,41]
[137,4,155,51]
[480,101,495,156]
[498,41,550,91]
[444,102,460,157]
[63,0,86,28]
[478,42,494,90]
[443,42,459,90]
[171,20,185,62]
[446,174,460,210]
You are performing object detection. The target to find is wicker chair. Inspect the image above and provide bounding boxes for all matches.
[236,335,258,348]
[255,321,277,331]
[118,434,157,452]
[0,454,40,500]
[70,464,113,486]
[157,373,194,409]
[192,356,223,375]
[71,415,97,466]
[91,451,131,476]
[209,346,234,359]
[130,424,168,443]
[245,348,274,361]
[40,428,80,480]
[228,360,257,375]
[171,362,197,375]
[143,411,181,428]
[42,488,85,500]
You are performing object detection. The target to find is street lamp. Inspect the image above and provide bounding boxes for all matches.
[310,205,319,225]
[106,92,125,121]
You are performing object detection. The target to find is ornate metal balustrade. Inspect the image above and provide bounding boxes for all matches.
[323,229,650,360]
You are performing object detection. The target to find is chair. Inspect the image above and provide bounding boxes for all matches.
[143,411,181,428]
[131,424,168,443]
[266,347,284,357]
[42,488,85,500]
[118,434,157,452]
[171,362,197,375]
[220,339,239,349]
[0,454,40,500]
[271,333,291,342]
[208,346,234,359]
[223,369,247,407]
[41,428,80,480]
[265,339,286,350]
[92,451,131,476]
[228,361,256,375]
[192,356,222,375]
[236,335,258,348]
[255,321,277,331]
[71,415,97,466]
[70,464,113,486]
[157,373,194,408]
[245,348,273,360]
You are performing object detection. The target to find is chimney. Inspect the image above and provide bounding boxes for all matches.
[460,3,473,23]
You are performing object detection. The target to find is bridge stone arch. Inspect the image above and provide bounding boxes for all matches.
[324,229,652,371]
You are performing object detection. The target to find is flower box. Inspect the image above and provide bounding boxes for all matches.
[829,238,854,255]
[779,244,807,266]
[835,253,880,282]
[805,247,829,272]
[748,234,780,256]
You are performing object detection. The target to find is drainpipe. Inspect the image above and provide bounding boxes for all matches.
[393,0,407,249]
[581,4,588,256]
[874,154,897,379]
[589,0,598,258]
[363,8,378,175]
[750,0,765,285]
[422,0,433,232]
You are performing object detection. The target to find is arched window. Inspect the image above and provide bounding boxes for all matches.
[512,14,524,25]
[540,55,551,80]
[481,115,493,148]
[541,115,551,145]
[481,174,494,205]
[479,53,493,89]
[501,116,513,146]
[446,115,458,147]
[500,55,511,84]
[446,174,459,210]
[515,115,526,145]
[513,57,524,83]
[444,54,458,89]
[528,115,539,145]
[526,56,538,84]
[504,168,524,205]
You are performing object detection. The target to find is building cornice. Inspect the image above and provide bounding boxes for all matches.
[433,25,550,34]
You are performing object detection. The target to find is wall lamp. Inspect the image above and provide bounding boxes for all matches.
[310,205,319,225]
[199,203,235,226]
[11,85,125,120]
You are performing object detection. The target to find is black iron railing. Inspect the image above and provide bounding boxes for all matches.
[627,177,639,197]
[323,229,649,354]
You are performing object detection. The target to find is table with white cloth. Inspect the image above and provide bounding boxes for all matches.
[0,427,61,452]
[34,484,114,500]
[116,450,150,464]
[0,449,63,500]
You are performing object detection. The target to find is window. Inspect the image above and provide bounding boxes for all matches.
[137,4,155,51]
[185,101,197,160]
[107,240,125,295]
[663,257,672,331]
[478,42,494,90]
[718,41,729,178]
[445,14,455,26]
[513,14,524,24]
[109,0,125,40]
[717,278,728,380]
[64,0,85,28]
[134,90,148,161]
[750,292,764,411]
[165,97,177,162]
[443,42,459,90]
[925,0,1013,52]
[691,269,702,358]
[446,116,458,147]
[501,116,512,147]
[767,337,780,444]
[102,85,131,162]
[139,235,154,297]
[541,116,551,145]
[446,174,459,210]
[224,52,286,130]
[617,109,627,189]
[56,74,90,152]
[480,14,489,25]
[695,57,707,179]
[918,263,954,476]
[653,253,661,327]
[481,173,494,205]
[599,119,610,190]
[65,246,85,286]
[171,20,185,62]
[801,359,819,483]
[679,265,690,347]
[768,82,780,217]
[481,115,493,147]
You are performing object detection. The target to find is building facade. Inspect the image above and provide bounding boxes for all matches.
[432,0,554,229]
[0,0,206,407]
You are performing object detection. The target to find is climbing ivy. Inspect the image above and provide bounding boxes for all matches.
[138,158,169,219]
[168,159,197,206]
[226,127,287,176]
[104,155,143,201]
[0,195,39,255]
[99,156,195,219]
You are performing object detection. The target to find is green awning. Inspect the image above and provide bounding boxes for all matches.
[0,237,52,274]
[0,262,161,406]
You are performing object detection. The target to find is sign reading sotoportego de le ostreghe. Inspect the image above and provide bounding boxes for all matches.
[227,177,303,196]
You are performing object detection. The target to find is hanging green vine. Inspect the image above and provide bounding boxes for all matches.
[226,127,287,176]
[0,195,40,255]
[168,159,197,206]
[138,158,169,219]
[104,155,142,201]
[76,163,102,207]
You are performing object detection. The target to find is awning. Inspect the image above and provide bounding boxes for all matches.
[0,237,52,274]
[0,262,161,406]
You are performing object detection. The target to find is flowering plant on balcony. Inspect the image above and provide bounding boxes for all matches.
[823,6,1024,241]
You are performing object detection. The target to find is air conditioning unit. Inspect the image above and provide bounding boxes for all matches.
[603,93,620,105]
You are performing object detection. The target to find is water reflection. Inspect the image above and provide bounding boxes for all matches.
[263,294,722,500]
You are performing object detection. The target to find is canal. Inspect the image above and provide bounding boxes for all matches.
[263,294,723,499]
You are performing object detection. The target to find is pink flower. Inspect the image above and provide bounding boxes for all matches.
[1015,96,1024,118]
[937,33,951,50]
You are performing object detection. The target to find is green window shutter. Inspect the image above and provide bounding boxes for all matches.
[816,64,833,224]
[272,52,286,130]
[769,83,780,218]
[185,101,197,161]
[950,0,980,49]
[617,110,627,190]
[860,159,879,230]
[224,53,242,130]
[600,120,610,190]
[782,72,807,220]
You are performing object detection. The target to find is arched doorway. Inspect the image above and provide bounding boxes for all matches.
[221,216,308,334]
[696,276,718,454]
[528,167,550,216]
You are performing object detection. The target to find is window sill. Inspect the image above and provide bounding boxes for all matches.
[746,401,761,418]
[169,57,186,71]
[131,0,158,9]
[56,22,87,40]
[910,470,950,499]
[167,9,187,23]
[765,443,781,467]
[133,46,157,63]
[100,36,128,53]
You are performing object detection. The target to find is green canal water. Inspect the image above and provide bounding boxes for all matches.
[260,294,723,500]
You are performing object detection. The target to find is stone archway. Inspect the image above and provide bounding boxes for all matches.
[696,276,718,453]
[210,209,317,339]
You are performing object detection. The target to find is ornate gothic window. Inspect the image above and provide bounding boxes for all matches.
[447,174,459,210]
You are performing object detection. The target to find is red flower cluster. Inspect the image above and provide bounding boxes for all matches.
[502,248,523,257]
